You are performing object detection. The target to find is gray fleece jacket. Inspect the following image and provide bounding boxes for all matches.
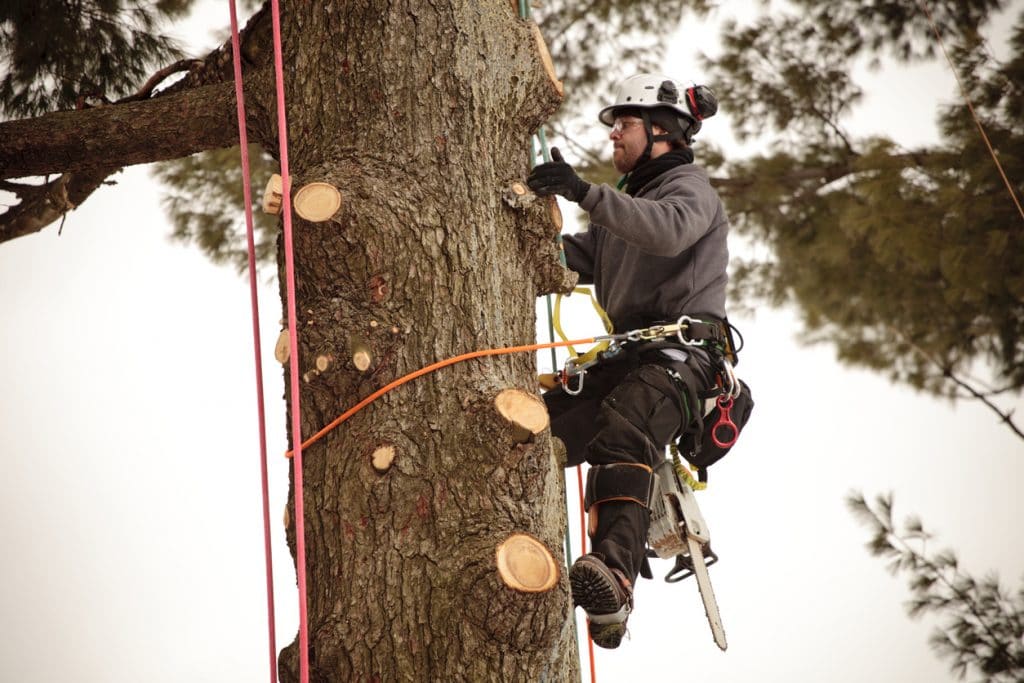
[564,163,729,330]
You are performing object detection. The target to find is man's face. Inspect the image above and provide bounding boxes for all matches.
[610,115,648,174]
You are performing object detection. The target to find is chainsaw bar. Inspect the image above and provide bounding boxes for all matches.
[687,533,727,651]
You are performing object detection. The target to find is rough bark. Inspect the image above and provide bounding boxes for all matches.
[0,80,253,179]
[266,1,578,681]
[2,0,581,678]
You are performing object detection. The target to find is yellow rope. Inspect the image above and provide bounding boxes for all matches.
[670,445,707,491]
[553,287,614,361]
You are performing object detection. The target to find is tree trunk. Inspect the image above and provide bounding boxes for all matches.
[270,2,578,680]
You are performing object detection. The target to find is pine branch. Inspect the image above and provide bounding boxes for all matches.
[898,333,1024,442]
[848,492,1024,681]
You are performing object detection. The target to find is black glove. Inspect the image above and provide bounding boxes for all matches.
[526,147,591,203]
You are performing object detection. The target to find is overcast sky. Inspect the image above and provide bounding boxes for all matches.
[2,2,1022,682]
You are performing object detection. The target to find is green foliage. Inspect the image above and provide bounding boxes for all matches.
[152,146,279,273]
[3,0,1022,399]
[848,492,1024,681]
[710,15,863,144]
[792,0,1005,62]
[0,0,195,118]
[706,3,1024,394]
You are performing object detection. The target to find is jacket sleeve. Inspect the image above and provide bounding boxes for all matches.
[562,230,596,285]
[578,174,721,256]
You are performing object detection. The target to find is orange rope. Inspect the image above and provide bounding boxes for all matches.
[917,0,1024,223]
[285,337,597,457]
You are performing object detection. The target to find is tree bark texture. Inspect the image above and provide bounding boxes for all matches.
[270,2,578,681]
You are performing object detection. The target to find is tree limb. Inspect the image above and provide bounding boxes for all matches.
[0,79,254,180]
[0,2,275,241]
[0,167,120,244]
[710,151,960,197]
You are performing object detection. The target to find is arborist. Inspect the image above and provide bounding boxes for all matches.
[528,73,736,649]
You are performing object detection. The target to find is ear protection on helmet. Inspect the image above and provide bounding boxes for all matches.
[599,74,718,144]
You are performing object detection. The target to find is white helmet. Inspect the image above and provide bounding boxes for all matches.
[598,73,717,143]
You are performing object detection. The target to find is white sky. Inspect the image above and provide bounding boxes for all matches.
[1,2,1022,682]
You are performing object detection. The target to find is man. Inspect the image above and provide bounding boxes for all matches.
[527,73,730,649]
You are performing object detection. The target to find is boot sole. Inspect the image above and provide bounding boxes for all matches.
[569,558,628,649]
[569,561,622,614]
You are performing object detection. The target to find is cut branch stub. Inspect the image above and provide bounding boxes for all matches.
[502,181,536,210]
[262,173,283,214]
[495,388,549,443]
[293,181,342,222]
[274,329,290,364]
[496,533,559,593]
[351,336,373,372]
[547,196,562,231]
[529,23,563,98]
[371,444,396,473]
[315,354,334,373]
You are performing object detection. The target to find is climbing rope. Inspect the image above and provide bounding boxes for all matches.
[917,0,1024,223]
[227,2,277,682]
[285,337,595,456]
[228,0,312,680]
[266,1,313,680]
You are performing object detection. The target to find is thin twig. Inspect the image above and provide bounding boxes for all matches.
[899,332,1024,441]
[117,59,202,104]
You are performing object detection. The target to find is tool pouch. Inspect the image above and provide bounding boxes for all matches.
[679,379,754,473]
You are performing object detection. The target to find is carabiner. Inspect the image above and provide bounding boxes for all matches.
[711,395,738,448]
[562,369,585,396]
[718,358,739,399]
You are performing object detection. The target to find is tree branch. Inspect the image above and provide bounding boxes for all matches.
[0,78,257,180]
[898,333,1024,442]
[710,151,960,198]
[0,2,275,241]
[0,167,120,244]
[941,367,1024,440]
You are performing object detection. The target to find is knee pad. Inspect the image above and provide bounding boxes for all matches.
[584,463,656,511]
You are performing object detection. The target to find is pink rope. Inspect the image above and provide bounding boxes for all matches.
[268,2,311,682]
[227,2,278,681]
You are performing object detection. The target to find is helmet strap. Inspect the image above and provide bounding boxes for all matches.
[637,111,687,167]
[636,111,656,168]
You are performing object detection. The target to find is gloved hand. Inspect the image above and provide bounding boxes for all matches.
[526,147,591,203]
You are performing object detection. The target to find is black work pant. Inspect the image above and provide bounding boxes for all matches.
[545,347,714,583]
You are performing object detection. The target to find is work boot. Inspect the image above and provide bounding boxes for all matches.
[569,553,634,649]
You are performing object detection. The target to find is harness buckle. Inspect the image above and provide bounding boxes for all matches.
[674,315,708,347]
